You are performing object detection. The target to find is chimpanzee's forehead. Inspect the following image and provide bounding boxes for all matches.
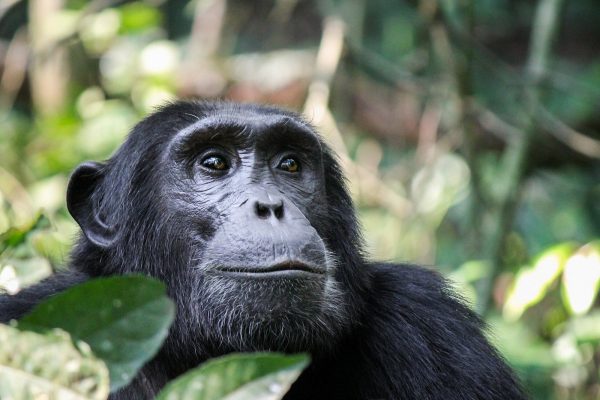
[170,107,321,148]
[180,101,308,126]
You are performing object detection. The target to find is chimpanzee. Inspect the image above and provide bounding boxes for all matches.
[0,101,526,399]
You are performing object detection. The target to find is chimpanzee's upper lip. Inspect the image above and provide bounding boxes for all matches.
[215,261,325,275]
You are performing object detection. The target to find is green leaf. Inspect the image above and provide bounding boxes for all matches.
[19,275,175,391]
[0,323,109,400]
[0,213,51,253]
[157,353,309,400]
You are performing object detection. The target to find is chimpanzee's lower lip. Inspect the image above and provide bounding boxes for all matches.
[214,261,325,276]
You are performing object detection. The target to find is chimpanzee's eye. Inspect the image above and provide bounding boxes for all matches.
[201,155,228,171]
[278,157,300,173]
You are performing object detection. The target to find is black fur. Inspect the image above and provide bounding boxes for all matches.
[0,101,526,399]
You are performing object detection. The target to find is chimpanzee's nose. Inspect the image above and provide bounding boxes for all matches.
[254,198,284,220]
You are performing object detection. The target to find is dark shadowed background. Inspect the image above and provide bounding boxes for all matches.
[0,0,599,398]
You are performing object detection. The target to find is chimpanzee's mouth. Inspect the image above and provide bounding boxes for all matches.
[214,261,325,276]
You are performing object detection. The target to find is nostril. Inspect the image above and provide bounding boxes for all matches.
[274,202,284,219]
[255,202,270,219]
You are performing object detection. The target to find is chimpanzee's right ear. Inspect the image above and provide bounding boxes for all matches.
[66,161,116,248]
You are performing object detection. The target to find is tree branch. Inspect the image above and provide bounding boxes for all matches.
[476,0,566,315]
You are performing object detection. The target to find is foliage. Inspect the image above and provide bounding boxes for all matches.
[1,276,306,399]
[157,353,308,400]
[19,276,176,391]
[0,323,110,400]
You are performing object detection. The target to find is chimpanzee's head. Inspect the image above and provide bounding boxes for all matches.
[67,101,368,356]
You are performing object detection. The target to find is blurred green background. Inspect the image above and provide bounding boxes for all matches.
[0,0,599,398]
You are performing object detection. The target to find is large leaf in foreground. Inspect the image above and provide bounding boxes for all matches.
[0,323,109,400]
[19,275,175,391]
[157,353,309,400]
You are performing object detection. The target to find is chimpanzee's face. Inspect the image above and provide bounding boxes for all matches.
[160,110,348,351]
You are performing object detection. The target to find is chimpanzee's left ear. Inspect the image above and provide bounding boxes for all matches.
[66,161,116,248]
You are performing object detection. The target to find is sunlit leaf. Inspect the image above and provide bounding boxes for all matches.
[0,257,53,294]
[503,243,575,320]
[561,242,600,315]
[119,2,162,34]
[139,41,180,77]
[156,353,309,400]
[0,264,18,293]
[0,324,109,400]
[19,276,175,391]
